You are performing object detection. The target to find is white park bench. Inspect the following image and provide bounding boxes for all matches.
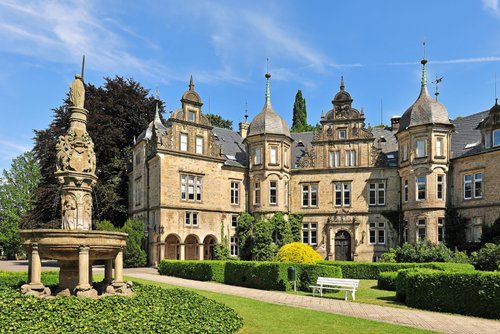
[309,277,360,301]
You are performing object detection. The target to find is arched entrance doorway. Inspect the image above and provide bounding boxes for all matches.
[185,234,199,260]
[203,235,217,260]
[165,234,180,260]
[334,230,352,261]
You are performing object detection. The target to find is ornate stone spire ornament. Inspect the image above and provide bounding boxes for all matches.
[189,75,194,91]
[340,75,345,91]
[265,71,271,104]
[421,42,428,89]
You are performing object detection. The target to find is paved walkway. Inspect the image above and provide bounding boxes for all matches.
[1,261,499,333]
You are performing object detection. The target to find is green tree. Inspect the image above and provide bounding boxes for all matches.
[206,113,233,130]
[252,219,277,261]
[236,212,255,260]
[291,90,315,133]
[271,212,293,248]
[444,207,467,249]
[482,217,500,244]
[27,76,162,229]
[288,213,303,242]
[214,220,231,260]
[0,151,41,258]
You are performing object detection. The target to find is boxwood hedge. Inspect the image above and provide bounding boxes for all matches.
[377,271,398,291]
[396,269,500,319]
[0,273,242,333]
[318,261,474,279]
[158,260,226,283]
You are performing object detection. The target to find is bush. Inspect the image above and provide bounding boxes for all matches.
[0,280,242,333]
[318,261,474,279]
[0,271,59,289]
[397,269,500,319]
[224,261,291,291]
[275,242,322,264]
[377,272,398,291]
[158,260,226,283]
[471,243,500,271]
[296,264,342,291]
[388,240,469,263]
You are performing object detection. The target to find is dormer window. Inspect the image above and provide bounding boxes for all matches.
[339,130,346,140]
[195,136,203,154]
[494,130,500,147]
[188,111,196,122]
[485,131,491,148]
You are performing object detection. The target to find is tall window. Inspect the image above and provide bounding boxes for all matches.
[181,174,202,202]
[416,175,426,200]
[254,148,262,165]
[230,181,240,205]
[188,111,196,122]
[345,150,356,166]
[416,139,426,158]
[254,182,261,205]
[437,175,444,200]
[180,133,188,151]
[284,149,289,167]
[368,182,385,206]
[302,223,317,245]
[369,221,386,244]
[438,217,445,243]
[436,137,443,157]
[135,178,142,206]
[464,172,483,199]
[329,151,340,168]
[494,129,500,147]
[403,179,409,202]
[231,215,238,229]
[403,221,408,243]
[485,131,492,148]
[334,182,351,207]
[474,173,483,198]
[195,136,203,154]
[339,129,346,140]
[466,217,482,242]
[417,219,426,241]
[270,146,277,164]
[230,236,239,256]
[301,184,318,207]
[185,212,199,226]
[269,181,277,205]
[464,174,472,199]
[402,143,408,161]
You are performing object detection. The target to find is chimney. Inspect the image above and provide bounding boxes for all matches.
[391,116,401,132]
[239,121,249,139]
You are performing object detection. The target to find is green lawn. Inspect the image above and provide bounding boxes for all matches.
[129,277,434,334]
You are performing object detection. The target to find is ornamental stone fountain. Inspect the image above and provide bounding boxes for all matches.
[19,73,132,298]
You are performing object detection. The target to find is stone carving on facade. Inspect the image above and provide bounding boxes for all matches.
[82,194,92,230]
[335,104,351,119]
[371,145,388,167]
[62,194,77,229]
[56,129,96,174]
[298,147,316,168]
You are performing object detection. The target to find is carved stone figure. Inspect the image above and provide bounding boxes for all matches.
[55,129,96,174]
[82,195,92,230]
[62,194,77,229]
[69,74,85,109]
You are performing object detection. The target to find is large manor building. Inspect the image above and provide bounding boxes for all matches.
[129,58,500,264]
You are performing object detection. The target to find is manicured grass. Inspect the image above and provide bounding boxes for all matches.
[129,277,435,334]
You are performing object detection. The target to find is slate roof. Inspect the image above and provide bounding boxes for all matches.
[247,101,291,137]
[213,127,247,167]
[136,111,167,142]
[450,111,488,159]
[291,132,314,168]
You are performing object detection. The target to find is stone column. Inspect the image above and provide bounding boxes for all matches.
[104,259,113,283]
[179,243,185,260]
[198,244,204,260]
[77,246,91,290]
[114,248,124,283]
[88,262,93,285]
[159,242,165,261]
[29,243,44,289]
[27,250,32,284]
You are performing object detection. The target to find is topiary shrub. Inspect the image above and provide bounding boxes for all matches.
[377,271,398,291]
[224,261,291,291]
[471,243,500,271]
[275,242,323,264]
[158,260,226,283]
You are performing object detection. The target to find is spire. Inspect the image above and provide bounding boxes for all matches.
[340,75,345,91]
[189,75,194,91]
[81,54,86,83]
[244,100,248,123]
[421,41,428,89]
[154,85,160,122]
[265,66,271,104]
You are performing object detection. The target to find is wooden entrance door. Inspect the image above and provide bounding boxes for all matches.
[334,230,352,261]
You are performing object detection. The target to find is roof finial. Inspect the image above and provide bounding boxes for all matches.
[189,75,194,91]
[432,75,443,101]
[265,58,271,103]
[245,100,248,122]
[495,72,497,104]
[340,75,345,91]
[421,41,428,88]
[81,54,86,83]
[154,84,160,121]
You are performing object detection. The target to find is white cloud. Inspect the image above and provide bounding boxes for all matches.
[0,138,32,162]
[483,0,500,16]
[390,56,500,65]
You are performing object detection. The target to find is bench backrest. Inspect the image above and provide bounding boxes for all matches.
[316,277,359,288]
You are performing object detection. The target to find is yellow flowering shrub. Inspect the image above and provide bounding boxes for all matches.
[275,242,322,264]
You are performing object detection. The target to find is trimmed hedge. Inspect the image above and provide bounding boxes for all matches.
[318,261,474,279]
[396,269,500,319]
[158,260,342,292]
[158,260,226,283]
[377,271,398,291]
[0,271,59,289]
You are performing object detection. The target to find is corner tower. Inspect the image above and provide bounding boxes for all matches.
[245,72,293,215]
[396,52,453,244]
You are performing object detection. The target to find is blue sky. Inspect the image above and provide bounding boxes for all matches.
[1,0,500,172]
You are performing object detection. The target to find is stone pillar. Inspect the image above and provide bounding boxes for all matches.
[88,261,93,285]
[29,243,44,289]
[179,243,185,260]
[159,242,165,261]
[114,248,124,283]
[77,246,91,290]
[104,259,113,283]
[198,244,204,260]
[27,250,32,284]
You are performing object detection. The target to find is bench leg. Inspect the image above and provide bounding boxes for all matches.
[344,290,348,301]
[352,290,356,301]
[320,288,323,297]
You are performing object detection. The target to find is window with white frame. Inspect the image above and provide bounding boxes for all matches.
[254,182,261,205]
[494,129,500,147]
[188,111,196,122]
[485,131,491,148]
[369,221,386,244]
[464,172,483,199]
[416,175,426,200]
[180,133,188,152]
[402,143,408,161]
[284,149,289,167]
[270,146,278,164]
[436,137,444,157]
[285,181,289,208]
[195,136,203,154]
[417,219,426,241]
[302,223,317,245]
[339,129,346,140]
[416,139,426,158]
[230,181,240,205]
[181,174,202,202]
[334,182,351,207]
[345,150,356,166]
[464,174,472,199]
[231,215,238,228]
[269,181,277,205]
[301,184,318,207]
[254,147,262,165]
[185,211,199,226]
[438,217,445,243]
[437,175,444,200]
[329,151,340,168]
[466,217,482,242]
[474,173,483,198]
[368,182,385,206]
[230,236,239,256]
[403,179,409,202]
[135,178,142,206]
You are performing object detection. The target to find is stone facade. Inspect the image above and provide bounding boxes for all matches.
[130,65,500,265]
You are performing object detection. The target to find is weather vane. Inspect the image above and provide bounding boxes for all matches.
[432,75,443,101]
